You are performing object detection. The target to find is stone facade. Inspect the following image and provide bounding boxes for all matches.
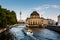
[58,15,60,26]
[26,11,54,28]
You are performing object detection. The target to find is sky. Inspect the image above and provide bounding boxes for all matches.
[0,0,60,21]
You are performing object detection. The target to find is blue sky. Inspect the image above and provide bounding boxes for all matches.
[0,0,60,21]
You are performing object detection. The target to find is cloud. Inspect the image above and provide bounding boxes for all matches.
[34,5,49,11]
[33,4,60,21]
[16,4,60,21]
[34,5,60,11]
[50,5,60,9]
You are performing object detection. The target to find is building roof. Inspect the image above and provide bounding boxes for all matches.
[30,11,39,16]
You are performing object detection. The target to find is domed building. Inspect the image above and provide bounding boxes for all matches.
[26,11,42,27]
[26,11,54,28]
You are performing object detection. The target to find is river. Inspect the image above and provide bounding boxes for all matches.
[0,24,60,40]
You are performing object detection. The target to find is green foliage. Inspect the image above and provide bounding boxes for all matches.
[0,5,17,28]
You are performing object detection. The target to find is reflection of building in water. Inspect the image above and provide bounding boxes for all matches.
[26,11,54,28]
[58,15,60,26]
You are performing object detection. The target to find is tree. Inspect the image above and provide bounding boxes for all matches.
[0,5,2,8]
[0,5,17,28]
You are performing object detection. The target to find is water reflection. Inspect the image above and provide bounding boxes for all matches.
[9,24,25,40]
[32,28,60,40]
[0,24,60,40]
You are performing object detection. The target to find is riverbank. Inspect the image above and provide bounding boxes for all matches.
[0,24,20,33]
[47,26,60,33]
[0,24,60,40]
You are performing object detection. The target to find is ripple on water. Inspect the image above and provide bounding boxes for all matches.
[33,28,60,40]
[9,27,25,40]
[9,25,60,40]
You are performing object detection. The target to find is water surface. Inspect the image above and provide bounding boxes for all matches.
[0,24,60,40]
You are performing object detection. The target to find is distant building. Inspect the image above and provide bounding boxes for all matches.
[26,11,54,28]
[26,11,42,27]
[47,19,54,25]
[18,11,25,24]
[58,15,60,26]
